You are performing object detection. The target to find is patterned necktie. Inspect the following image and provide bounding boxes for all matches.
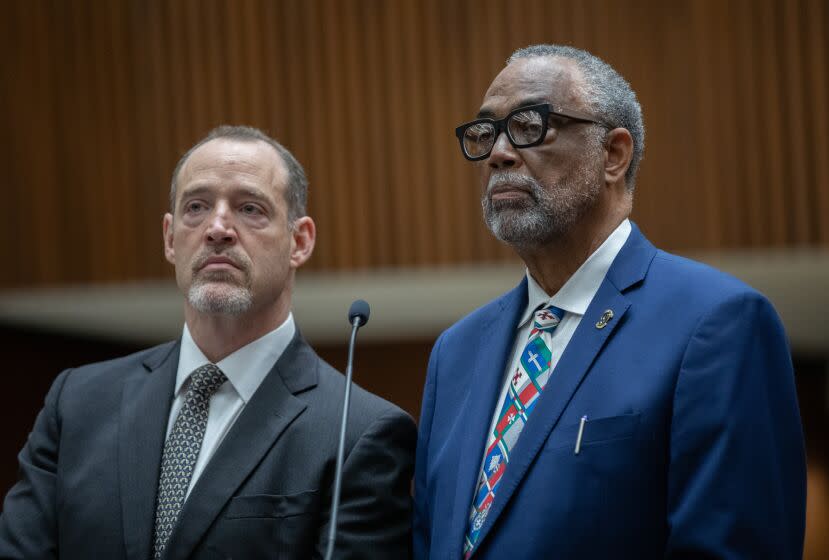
[463,305,564,558]
[152,364,227,560]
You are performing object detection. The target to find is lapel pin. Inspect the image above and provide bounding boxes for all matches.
[595,309,614,329]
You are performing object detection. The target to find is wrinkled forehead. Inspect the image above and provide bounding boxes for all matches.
[179,138,287,192]
[479,56,586,118]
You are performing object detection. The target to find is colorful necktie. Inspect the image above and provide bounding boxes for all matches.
[463,305,564,558]
[152,364,227,559]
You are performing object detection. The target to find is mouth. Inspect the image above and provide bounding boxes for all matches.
[487,183,535,204]
[489,185,531,201]
[198,255,241,272]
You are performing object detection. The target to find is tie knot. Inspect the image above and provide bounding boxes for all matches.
[188,364,227,397]
[533,305,563,332]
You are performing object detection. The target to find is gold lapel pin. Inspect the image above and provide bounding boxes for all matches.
[595,309,614,329]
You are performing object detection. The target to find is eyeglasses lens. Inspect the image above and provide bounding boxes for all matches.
[508,109,544,145]
[462,122,495,159]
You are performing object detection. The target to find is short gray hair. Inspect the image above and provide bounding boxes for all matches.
[169,125,308,222]
[508,45,645,189]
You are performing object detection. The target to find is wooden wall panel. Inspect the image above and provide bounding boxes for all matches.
[810,0,829,246]
[2,0,828,288]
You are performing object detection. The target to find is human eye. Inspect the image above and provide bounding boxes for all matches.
[512,111,542,134]
[509,110,544,143]
[240,203,265,216]
[466,122,494,142]
[183,200,207,214]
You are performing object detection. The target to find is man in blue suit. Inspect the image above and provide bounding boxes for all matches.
[413,44,806,559]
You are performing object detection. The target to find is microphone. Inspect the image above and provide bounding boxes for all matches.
[324,300,371,560]
[348,299,370,327]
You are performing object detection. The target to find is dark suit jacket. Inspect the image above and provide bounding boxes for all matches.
[0,332,416,559]
[414,224,806,559]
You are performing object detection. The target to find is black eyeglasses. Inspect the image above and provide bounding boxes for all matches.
[454,103,608,161]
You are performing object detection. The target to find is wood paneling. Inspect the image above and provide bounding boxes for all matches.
[2,0,828,288]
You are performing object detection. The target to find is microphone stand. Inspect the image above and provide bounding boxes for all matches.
[324,309,366,560]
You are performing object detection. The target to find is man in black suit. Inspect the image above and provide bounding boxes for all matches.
[0,126,416,559]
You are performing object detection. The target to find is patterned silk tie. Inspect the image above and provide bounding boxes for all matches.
[463,305,564,558]
[152,364,227,560]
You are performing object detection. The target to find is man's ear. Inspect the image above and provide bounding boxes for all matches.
[290,216,316,269]
[603,128,634,186]
[163,213,176,265]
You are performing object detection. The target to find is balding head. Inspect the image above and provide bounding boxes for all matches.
[170,126,308,222]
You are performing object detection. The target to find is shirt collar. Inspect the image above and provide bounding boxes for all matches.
[176,313,296,402]
[518,219,632,328]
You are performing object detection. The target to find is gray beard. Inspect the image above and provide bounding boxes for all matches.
[482,165,602,248]
[187,270,253,315]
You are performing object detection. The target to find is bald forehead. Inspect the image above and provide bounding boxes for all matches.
[479,56,587,117]
[179,138,287,184]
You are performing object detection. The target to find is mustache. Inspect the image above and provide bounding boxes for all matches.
[191,250,250,273]
[486,172,542,200]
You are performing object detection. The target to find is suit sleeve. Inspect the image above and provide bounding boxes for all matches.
[412,331,442,559]
[665,292,806,559]
[0,370,71,560]
[316,407,417,560]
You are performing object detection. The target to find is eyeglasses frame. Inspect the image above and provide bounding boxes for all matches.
[454,103,610,161]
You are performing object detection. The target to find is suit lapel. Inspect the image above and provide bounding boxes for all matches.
[471,224,657,555]
[447,281,528,557]
[119,341,179,560]
[161,334,315,560]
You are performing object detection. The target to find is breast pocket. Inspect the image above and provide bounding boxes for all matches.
[224,490,320,519]
[209,491,321,560]
[545,412,641,453]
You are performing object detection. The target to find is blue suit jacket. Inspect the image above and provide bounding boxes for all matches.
[413,224,806,559]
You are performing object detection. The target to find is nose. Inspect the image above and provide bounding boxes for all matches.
[205,203,237,246]
[487,131,520,170]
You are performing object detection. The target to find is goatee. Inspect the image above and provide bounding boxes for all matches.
[187,250,254,315]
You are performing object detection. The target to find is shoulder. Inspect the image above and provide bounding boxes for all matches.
[648,249,773,310]
[281,335,415,443]
[614,224,769,310]
[626,248,787,350]
[313,356,414,429]
[278,335,411,425]
[305,354,417,463]
[56,341,177,400]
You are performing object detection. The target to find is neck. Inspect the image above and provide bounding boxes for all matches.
[516,193,630,296]
[184,298,291,363]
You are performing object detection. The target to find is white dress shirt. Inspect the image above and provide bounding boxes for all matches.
[482,219,632,454]
[167,313,296,498]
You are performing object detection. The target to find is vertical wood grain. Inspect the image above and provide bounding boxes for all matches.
[782,0,812,244]
[2,0,828,289]
[807,0,829,245]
